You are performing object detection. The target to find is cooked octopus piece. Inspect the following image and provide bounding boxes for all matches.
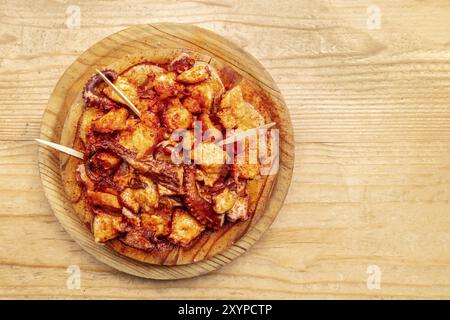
[120,228,154,250]
[183,165,224,229]
[168,209,205,247]
[76,164,95,190]
[83,69,118,110]
[169,53,195,74]
[87,190,121,210]
[93,212,126,242]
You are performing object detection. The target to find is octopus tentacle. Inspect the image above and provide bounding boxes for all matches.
[183,165,224,229]
[82,69,118,110]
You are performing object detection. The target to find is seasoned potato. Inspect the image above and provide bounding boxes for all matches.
[234,140,260,179]
[194,142,225,174]
[187,81,215,113]
[120,176,159,213]
[199,113,222,142]
[105,66,165,113]
[226,196,249,222]
[117,122,161,157]
[212,188,237,214]
[123,63,164,87]
[162,100,193,131]
[87,190,121,210]
[177,65,210,84]
[195,169,221,187]
[121,207,141,227]
[153,72,182,98]
[182,96,202,114]
[92,108,129,133]
[93,213,125,242]
[104,76,139,105]
[91,152,121,171]
[217,85,265,130]
[234,162,260,179]
[141,208,172,237]
[79,107,103,144]
[168,209,205,246]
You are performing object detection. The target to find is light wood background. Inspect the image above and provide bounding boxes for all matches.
[1,0,450,299]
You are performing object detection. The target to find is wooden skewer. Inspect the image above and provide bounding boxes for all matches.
[219,122,276,146]
[95,69,141,118]
[35,139,84,159]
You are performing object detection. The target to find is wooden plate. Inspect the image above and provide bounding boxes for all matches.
[37,23,294,279]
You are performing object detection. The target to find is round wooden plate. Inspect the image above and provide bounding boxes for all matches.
[37,23,294,279]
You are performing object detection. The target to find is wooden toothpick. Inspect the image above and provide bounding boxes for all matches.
[95,69,141,118]
[35,139,84,159]
[219,122,276,146]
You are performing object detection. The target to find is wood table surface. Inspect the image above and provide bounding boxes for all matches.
[1,0,450,299]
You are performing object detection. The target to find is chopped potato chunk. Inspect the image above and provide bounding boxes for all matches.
[141,208,172,237]
[93,213,125,242]
[153,72,182,98]
[177,65,210,84]
[168,209,205,246]
[195,169,221,187]
[120,176,159,213]
[162,100,193,130]
[188,81,215,113]
[227,196,249,222]
[194,142,225,174]
[92,108,129,133]
[217,85,265,130]
[104,76,139,105]
[91,152,121,172]
[87,190,121,210]
[117,122,160,157]
[123,63,164,86]
[212,188,237,214]
[79,107,103,144]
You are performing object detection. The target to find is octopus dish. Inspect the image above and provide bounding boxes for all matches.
[61,51,279,265]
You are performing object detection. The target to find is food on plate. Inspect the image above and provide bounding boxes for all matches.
[62,51,277,265]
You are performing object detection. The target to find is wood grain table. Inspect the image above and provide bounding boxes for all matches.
[1,0,450,299]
